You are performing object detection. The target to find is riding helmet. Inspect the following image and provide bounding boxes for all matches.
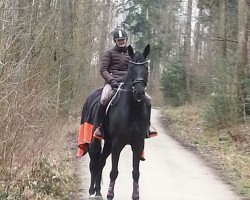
[113,29,128,41]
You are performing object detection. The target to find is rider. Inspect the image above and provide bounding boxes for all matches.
[93,29,157,140]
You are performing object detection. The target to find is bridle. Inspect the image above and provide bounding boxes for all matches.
[129,60,148,88]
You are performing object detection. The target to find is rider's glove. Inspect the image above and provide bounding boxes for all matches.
[109,79,119,89]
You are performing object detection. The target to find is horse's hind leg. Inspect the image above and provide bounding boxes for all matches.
[107,141,125,200]
[88,139,101,196]
[95,140,112,196]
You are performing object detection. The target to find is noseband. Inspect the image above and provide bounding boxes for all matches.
[132,78,147,87]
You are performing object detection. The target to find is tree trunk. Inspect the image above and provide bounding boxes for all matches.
[97,0,111,86]
[184,0,192,101]
[236,0,249,115]
[248,10,250,79]
[237,0,248,79]
[194,5,203,63]
[99,0,111,61]
[217,0,227,59]
[58,0,74,115]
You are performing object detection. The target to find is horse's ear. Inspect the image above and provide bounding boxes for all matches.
[143,44,150,58]
[127,45,134,58]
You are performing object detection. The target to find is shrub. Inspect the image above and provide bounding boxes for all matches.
[160,59,186,106]
[202,60,241,128]
[241,78,250,115]
[0,158,72,200]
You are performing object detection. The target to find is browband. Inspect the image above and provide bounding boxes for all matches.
[129,61,148,65]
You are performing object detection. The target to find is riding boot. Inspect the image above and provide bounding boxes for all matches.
[140,150,145,161]
[146,104,158,138]
[93,103,106,140]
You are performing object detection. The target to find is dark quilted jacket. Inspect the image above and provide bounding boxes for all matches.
[100,45,130,83]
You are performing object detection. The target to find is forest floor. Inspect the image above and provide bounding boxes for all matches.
[161,103,250,200]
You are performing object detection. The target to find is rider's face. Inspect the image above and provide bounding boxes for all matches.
[115,38,127,47]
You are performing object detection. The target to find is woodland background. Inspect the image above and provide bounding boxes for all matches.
[0,0,249,199]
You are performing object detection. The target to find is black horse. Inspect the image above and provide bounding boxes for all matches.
[88,44,150,200]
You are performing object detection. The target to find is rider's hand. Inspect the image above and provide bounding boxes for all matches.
[109,79,119,89]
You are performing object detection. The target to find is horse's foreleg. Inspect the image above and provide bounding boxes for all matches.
[132,151,140,200]
[95,141,112,196]
[88,139,101,196]
[131,142,144,200]
[107,142,124,200]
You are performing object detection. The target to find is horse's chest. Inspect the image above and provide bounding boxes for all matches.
[108,103,148,140]
[123,115,147,136]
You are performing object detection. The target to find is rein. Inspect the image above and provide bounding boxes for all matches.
[106,84,128,114]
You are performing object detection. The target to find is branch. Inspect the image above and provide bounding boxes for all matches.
[212,37,238,43]
[0,14,56,84]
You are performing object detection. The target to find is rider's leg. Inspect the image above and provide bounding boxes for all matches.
[93,103,106,140]
[145,93,157,138]
[93,84,113,140]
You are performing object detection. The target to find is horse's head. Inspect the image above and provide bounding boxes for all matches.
[126,44,150,102]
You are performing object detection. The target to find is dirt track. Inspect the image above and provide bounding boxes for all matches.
[76,109,243,200]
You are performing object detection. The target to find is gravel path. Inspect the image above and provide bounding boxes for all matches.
[76,109,242,200]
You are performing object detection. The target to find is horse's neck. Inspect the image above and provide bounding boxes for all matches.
[123,81,131,90]
[119,89,144,110]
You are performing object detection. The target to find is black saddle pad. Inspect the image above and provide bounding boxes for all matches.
[80,87,103,125]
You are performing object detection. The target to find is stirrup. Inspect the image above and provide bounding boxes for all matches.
[93,127,104,140]
[146,126,158,138]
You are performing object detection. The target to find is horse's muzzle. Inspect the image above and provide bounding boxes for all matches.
[132,82,146,102]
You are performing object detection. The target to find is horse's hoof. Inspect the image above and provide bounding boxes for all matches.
[95,191,102,197]
[95,196,104,200]
[132,194,140,200]
[88,194,95,199]
[107,195,114,200]
[88,196,104,200]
